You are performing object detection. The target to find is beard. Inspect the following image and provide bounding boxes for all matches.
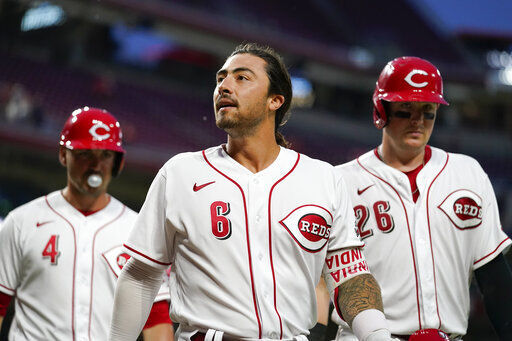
[215,108,265,138]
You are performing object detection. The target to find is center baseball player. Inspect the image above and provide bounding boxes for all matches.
[0,107,174,340]
[109,43,400,341]
[331,57,512,340]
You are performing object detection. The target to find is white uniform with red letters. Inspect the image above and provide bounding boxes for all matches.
[0,190,170,341]
[124,145,364,340]
[333,146,511,338]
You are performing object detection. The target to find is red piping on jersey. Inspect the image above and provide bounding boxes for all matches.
[202,149,262,338]
[89,205,126,340]
[268,152,300,339]
[101,244,126,278]
[474,237,511,265]
[0,283,15,295]
[46,195,77,341]
[123,244,172,266]
[425,153,449,329]
[357,155,422,329]
[333,286,343,321]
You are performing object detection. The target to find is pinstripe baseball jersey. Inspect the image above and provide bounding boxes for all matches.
[125,145,363,339]
[334,146,511,337]
[0,191,170,341]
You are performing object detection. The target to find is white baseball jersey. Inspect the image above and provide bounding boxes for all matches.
[125,145,363,339]
[0,190,170,341]
[334,146,511,337]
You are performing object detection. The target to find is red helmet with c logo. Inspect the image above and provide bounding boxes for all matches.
[372,56,449,129]
[59,106,125,153]
[59,107,125,176]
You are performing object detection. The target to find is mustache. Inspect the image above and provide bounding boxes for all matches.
[215,95,238,108]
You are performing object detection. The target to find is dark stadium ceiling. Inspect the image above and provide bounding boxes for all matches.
[8,0,512,98]
[9,0,488,91]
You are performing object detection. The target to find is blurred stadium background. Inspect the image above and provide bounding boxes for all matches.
[0,0,511,339]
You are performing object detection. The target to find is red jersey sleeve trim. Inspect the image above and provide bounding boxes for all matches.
[333,286,344,322]
[123,244,172,266]
[0,292,13,316]
[143,301,172,329]
[0,283,15,295]
[474,237,511,266]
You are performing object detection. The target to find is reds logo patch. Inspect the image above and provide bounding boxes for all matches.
[102,245,131,277]
[279,205,332,252]
[438,189,483,230]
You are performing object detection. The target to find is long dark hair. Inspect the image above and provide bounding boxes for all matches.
[230,43,293,147]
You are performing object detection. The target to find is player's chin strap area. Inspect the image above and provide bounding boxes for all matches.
[178,325,309,341]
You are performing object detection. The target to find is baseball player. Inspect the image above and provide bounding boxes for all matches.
[109,43,398,341]
[0,107,174,340]
[331,57,512,340]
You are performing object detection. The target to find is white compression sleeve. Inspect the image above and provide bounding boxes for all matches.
[351,309,390,341]
[109,257,165,340]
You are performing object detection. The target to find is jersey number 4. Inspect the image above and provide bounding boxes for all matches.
[354,201,395,240]
[42,235,61,265]
[210,201,232,240]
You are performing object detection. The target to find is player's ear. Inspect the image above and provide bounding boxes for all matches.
[268,94,285,112]
[59,147,67,167]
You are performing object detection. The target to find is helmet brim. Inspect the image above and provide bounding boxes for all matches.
[60,140,125,153]
[380,90,449,106]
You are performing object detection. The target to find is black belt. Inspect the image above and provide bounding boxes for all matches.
[191,332,207,341]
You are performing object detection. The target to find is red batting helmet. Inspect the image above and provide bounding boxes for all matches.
[60,106,125,175]
[408,329,450,341]
[372,56,449,129]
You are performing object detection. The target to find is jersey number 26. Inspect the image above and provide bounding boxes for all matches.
[354,201,395,240]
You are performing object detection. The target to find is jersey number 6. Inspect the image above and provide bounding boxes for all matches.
[210,201,232,240]
[354,201,395,240]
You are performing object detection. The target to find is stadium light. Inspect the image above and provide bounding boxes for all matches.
[21,2,65,32]
[498,67,512,86]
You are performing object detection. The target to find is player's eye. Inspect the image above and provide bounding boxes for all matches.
[424,112,435,120]
[393,111,411,119]
[237,74,248,81]
[216,76,224,83]
[102,151,114,159]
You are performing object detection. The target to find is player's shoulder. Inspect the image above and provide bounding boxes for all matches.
[6,193,51,218]
[439,147,485,171]
[335,149,373,173]
[296,150,335,172]
[1,192,55,231]
[335,158,358,172]
[446,150,480,165]
[160,146,221,173]
[108,196,138,218]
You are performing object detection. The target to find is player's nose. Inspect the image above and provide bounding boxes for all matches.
[87,155,103,169]
[410,111,424,124]
[217,76,234,95]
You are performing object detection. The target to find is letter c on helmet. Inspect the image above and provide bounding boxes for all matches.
[404,69,429,88]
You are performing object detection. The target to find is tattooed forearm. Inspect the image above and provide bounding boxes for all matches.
[337,273,384,326]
